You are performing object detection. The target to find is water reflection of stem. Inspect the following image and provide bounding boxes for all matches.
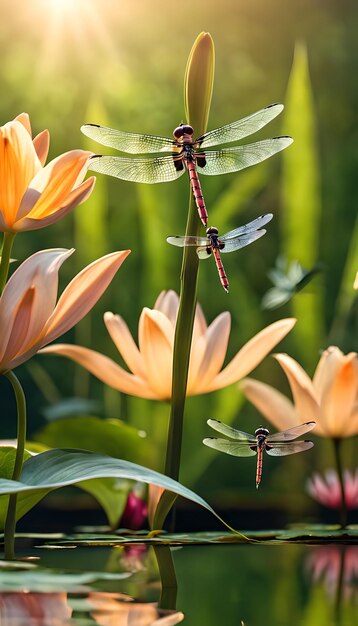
[154,545,178,610]
[0,232,16,294]
[332,438,347,529]
[334,546,345,625]
[3,371,27,560]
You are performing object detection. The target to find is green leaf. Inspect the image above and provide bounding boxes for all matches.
[0,567,130,592]
[281,42,323,367]
[77,477,130,529]
[0,448,236,532]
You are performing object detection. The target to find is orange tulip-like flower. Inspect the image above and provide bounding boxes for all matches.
[240,346,358,438]
[0,247,130,373]
[41,290,296,400]
[0,113,95,231]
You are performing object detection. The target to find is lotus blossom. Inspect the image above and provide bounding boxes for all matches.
[307,469,358,509]
[0,113,95,231]
[240,347,358,438]
[88,593,184,626]
[120,491,148,529]
[0,247,130,373]
[41,290,296,400]
[0,592,72,625]
[306,546,358,602]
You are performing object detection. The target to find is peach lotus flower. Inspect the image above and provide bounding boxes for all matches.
[88,593,184,626]
[0,592,72,625]
[240,346,358,438]
[0,247,130,373]
[0,113,95,231]
[41,290,296,400]
[307,469,358,509]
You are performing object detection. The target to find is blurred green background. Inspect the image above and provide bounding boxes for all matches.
[0,0,357,524]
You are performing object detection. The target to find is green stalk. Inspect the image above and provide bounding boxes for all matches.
[3,371,27,560]
[0,232,16,294]
[153,34,214,529]
[154,545,178,609]
[332,437,347,529]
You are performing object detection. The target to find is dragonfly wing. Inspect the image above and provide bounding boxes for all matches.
[88,155,185,184]
[166,236,208,248]
[207,419,256,441]
[221,214,273,240]
[266,422,316,443]
[266,441,314,457]
[197,246,211,259]
[197,137,293,176]
[220,230,267,253]
[203,438,257,457]
[261,287,292,310]
[197,104,284,148]
[81,124,174,154]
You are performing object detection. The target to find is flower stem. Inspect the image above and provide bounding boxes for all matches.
[332,437,347,529]
[0,232,16,294]
[154,545,178,610]
[3,371,27,560]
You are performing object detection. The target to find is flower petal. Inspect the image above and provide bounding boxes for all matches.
[15,113,32,135]
[0,287,35,369]
[104,311,147,378]
[320,350,358,437]
[240,377,298,431]
[0,120,41,226]
[41,250,130,347]
[188,312,230,394]
[139,309,173,399]
[274,353,320,424]
[210,318,296,390]
[40,344,157,399]
[33,129,50,166]
[0,248,73,365]
[154,290,179,326]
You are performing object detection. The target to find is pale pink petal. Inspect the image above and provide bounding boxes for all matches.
[274,353,320,424]
[192,302,208,343]
[0,249,73,363]
[41,250,130,346]
[147,484,166,528]
[320,351,358,437]
[0,287,35,367]
[32,129,50,166]
[17,177,95,228]
[210,318,296,391]
[188,312,231,394]
[240,377,298,431]
[154,290,179,326]
[139,309,173,399]
[40,344,157,399]
[313,347,345,401]
[104,312,146,378]
[15,113,31,135]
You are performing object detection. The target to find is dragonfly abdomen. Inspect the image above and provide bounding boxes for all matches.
[185,159,208,226]
[212,247,229,293]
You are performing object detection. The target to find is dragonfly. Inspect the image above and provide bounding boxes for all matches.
[261,257,322,309]
[203,419,316,488]
[81,103,293,226]
[166,213,273,293]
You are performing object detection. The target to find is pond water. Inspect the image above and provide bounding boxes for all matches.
[1,538,357,625]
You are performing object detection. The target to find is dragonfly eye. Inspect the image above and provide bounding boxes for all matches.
[173,126,184,139]
[182,124,194,135]
[206,226,219,236]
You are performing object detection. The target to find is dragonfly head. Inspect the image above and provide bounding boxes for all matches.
[255,426,270,437]
[206,226,219,236]
[173,124,194,139]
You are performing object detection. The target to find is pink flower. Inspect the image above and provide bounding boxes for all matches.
[120,492,148,530]
[307,469,358,509]
[0,248,130,373]
[306,546,358,602]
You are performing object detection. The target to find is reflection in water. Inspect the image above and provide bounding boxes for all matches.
[306,546,358,603]
[0,591,184,626]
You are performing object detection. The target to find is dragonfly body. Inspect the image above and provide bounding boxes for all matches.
[81,104,293,227]
[203,420,315,488]
[167,213,273,293]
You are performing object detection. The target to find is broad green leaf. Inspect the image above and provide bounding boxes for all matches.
[332,210,358,331]
[77,477,130,529]
[281,42,323,367]
[0,449,237,532]
[0,568,130,592]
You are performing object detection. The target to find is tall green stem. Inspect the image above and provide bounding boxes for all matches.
[0,232,16,294]
[154,545,178,610]
[3,371,27,560]
[332,437,347,529]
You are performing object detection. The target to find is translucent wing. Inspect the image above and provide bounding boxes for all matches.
[197,246,212,260]
[220,230,267,253]
[196,104,284,148]
[207,419,256,442]
[196,137,293,176]
[81,124,174,154]
[266,422,316,443]
[166,236,209,247]
[203,438,257,457]
[221,214,273,240]
[266,441,314,457]
[88,155,185,184]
